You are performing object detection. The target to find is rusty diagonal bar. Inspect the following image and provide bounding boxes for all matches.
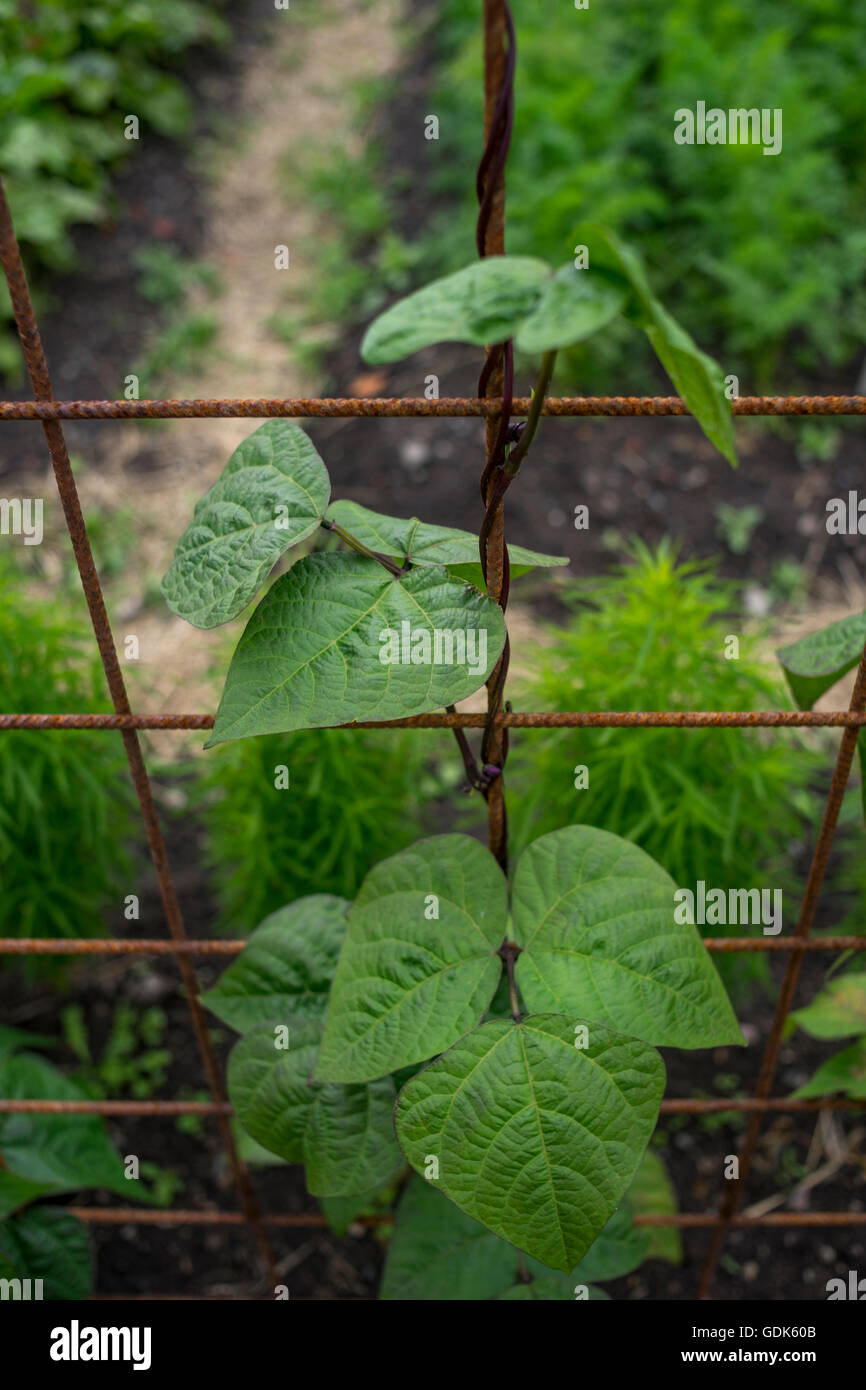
[698,643,866,1296]
[0,179,278,1289]
[0,394,863,419]
[0,3,864,1301]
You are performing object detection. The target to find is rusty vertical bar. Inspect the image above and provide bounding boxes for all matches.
[0,177,277,1288]
[698,641,866,1298]
[480,0,510,867]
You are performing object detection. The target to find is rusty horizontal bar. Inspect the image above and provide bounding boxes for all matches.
[0,935,861,957]
[0,1100,231,1115]
[3,711,866,731]
[0,938,246,955]
[66,1206,866,1229]
[6,1097,863,1116]
[0,395,864,420]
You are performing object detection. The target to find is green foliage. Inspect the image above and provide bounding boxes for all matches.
[203,895,350,1031]
[715,503,764,556]
[326,500,566,585]
[207,551,505,744]
[506,543,820,990]
[511,827,742,1047]
[790,973,866,1101]
[228,1021,403,1197]
[162,421,331,628]
[0,1206,92,1300]
[162,421,508,745]
[426,0,866,386]
[776,609,866,821]
[0,558,135,955]
[207,826,738,1273]
[361,241,736,465]
[0,0,229,373]
[315,830,738,1085]
[379,1176,645,1300]
[0,1038,155,1298]
[395,1014,663,1272]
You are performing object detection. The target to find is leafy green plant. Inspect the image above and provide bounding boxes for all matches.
[423,0,866,387]
[505,543,819,989]
[202,826,736,1282]
[0,1029,154,1298]
[0,0,229,375]
[788,972,866,1101]
[0,557,135,956]
[160,228,742,1293]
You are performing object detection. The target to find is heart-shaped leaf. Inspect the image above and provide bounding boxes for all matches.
[315,835,507,1084]
[327,500,566,578]
[574,222,736,466]
[395,1014,664,1271]
[0,1207,92,1300]
[361,256,551,363]
[207,552,506,745]
[162,420,330,628]
[515,264,628,353]
[513,826,742,1048]
[202,894,350,1033]
[227,1021,402,1196]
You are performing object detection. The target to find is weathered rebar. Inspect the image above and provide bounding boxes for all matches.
[0,394,863,419]
[0,176,277,1289]
[3,710,864,729]
[698,642,866,1298]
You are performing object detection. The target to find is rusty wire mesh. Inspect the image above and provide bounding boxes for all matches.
[0,0,864,1300]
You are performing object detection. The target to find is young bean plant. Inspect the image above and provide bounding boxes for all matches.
[163,227,743,1294]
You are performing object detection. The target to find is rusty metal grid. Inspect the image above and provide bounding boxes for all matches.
[0,0,864,1301]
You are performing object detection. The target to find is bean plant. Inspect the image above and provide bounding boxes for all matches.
[163,227,744,1294]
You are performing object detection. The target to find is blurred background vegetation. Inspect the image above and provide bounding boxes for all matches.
[0,0,229,374]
